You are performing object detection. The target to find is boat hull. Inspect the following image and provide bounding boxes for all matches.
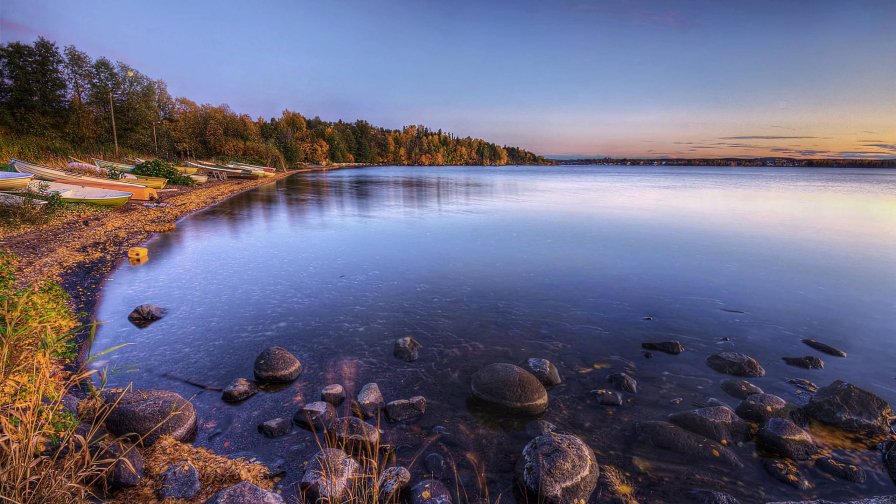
[56,179,158,201]
[0,172,34,190]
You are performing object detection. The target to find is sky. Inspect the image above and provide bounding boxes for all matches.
[1,0,895,159]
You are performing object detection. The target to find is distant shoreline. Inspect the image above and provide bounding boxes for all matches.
[553,157,896,168]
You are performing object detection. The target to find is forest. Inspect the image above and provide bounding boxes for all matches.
[0,37,548,167]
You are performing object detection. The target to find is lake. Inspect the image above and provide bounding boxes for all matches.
[91,165,896,502]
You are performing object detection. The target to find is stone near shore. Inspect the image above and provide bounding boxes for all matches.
[329,416,380,445]
[394,336,423,362]
[411,479,453,504]
[204,481,284,503]
[756,418,817,460]
[357,383,385,418]
[300,448,360,501]
[637,421,742,467]
[104,389,196,446]
[762,458,810,490]
[607,372,638,394]
[783,356,824,369]
[669,406,753,443]
[470,363,548,415]
[706,352,765,377]
[222,378,258,403]
[321,384,345,406]
[734,393,786,424]
[103,442,144,488]
[720,379,764,400]
[594,389,622,406]
[519,433,599,504]
[379,466,411,501]
[523,358,562,386]
[801,338,847,357]
[386,396,427,422]
[804,380,894,438]
[127,304,167,328]
[159,461,201,500]
[293,401,336,431]
[253,346,301,383]
[641,341,685,355]
[258,417,291,438]
[815,456,866,483]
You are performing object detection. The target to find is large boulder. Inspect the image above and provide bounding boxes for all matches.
[253,347,301,383]
[804,380,894,438]
[300,448,360,501]
[204,481,283,503]
[127,304,167,328]
[158,461,201,500]
[734,394,786,424]
[669,406,753,443]
[756,418,817,460]
[470,363,548,415]
[222,378,258,403]
[104,389,196,446]
[329,416,380,445]
[720,379,764,400]
[519,433,599,504]
[394,336,423,362]
[410,479,453,504]
[706,352,765,377]
[523,358,562,386]
[637,421,742,467]
[357,383,385,418]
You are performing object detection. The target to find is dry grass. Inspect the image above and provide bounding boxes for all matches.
[601,465,639,504]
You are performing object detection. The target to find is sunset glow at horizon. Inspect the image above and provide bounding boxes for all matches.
[2,0,894,159]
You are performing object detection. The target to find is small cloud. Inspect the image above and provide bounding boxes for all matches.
[0,19,41,39]
[862,143,896,151]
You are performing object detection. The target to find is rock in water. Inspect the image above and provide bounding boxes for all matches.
[805,380,894,438]
[293,401,336,431]
[782,356,824,369]
[669,406,753,443]
[379,466,411,501]
[253,346,301,383]
[127,304,167,328]
[720,379,764,400]
[706,352,765,377]
[357,383,385,418]
[385,396,426,422]
[815,456,866,483]
[258,417,291,438]
[300,448,360,501]
[205,481,284,503]
[756,418,817,460]
[158,461,201,500]
[519,433,599,504]
[104,389,196,446]
[637,421,742,467]
[329,417,380,445]
[607,372,638,394]
[470,363,548,415]
[689,489,741,504]
[523,358,562,386]
[593,389,622,406]
[801,338,847,357]
[641,341,685,354]
[762,458,811,490]
[394,336,423,362]
[321,384,345,406]
[787,378,818,393]
[410,479,453,504]
[734,394,786,424]
[222,378,258,403]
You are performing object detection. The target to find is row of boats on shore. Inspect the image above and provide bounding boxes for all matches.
[0,158,278,207]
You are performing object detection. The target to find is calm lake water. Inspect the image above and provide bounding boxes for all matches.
[91,166,896,502]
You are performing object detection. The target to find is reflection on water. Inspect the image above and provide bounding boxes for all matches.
[91,166,896,502]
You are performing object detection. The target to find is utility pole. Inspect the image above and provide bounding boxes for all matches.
[152,121,159,154]
[109,91,119,157]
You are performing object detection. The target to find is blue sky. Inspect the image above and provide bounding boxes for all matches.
[2,0,894,158]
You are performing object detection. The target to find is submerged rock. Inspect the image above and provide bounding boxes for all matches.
[801,338,847,357]
[329,416,380,445]
[104,389,196,446]
[607,372,638,394]
[706,352,765,377]
[258,417,291,438]
[410,479,453,504]
[756,418,817,460]
[321,384,346,406]
[300,448,360,501]
[205,481,284,503]
[519,433,599,504]
[394,336,423,362]
[641,341,685,354]
[385,396,426,422]
[804,380,894,438]
[159,461,201,500]
[783,356,824,369]
[762,458,810,490]
[253,346,301,383]
[689,489,741,504]
[637,421,742,467]
[734,394,786,424]
[293,401,336,431]
[720,379,764,400]
[788,378,818,393]
[815,456,866,483]
[127,304,167,328]
[523,357,562,386]
[594,389,622,406]
[669,406,753,443]
[222,378,258,403]
[470,363,548,415]
[378,466,411,501]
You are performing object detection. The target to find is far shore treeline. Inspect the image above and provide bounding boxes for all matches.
[0,37,549,167]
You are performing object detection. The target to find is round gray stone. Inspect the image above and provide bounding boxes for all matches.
[470,363,548,415]
[253,346,301,383]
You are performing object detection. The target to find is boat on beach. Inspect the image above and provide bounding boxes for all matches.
[55,178,158,201]
[189,174,208,184]
[186,161,261,179]
[228,161,277,174]
[11,159,160,193]
[0,171,34,191]
[29,180,131,207]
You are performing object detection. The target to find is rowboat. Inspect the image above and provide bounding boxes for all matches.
[92,159,168,189]
[29,181,131,207]
[189,174,208,184]
[228,161,277,173]
[186,161,261,179]
[56,179,158,201]
[12,159,157,192]
[0,172,34,191]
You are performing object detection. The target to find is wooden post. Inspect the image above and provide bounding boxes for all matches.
[109,91,119,157]
[152,122,159,154]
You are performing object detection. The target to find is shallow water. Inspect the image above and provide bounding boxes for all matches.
[91,166,896,502]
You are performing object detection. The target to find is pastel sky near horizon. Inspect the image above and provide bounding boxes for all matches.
[2,0,894,159]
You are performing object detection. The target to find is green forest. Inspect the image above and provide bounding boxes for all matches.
[0,37,548,167]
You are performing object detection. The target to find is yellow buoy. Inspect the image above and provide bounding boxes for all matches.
[128,247,148,259]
